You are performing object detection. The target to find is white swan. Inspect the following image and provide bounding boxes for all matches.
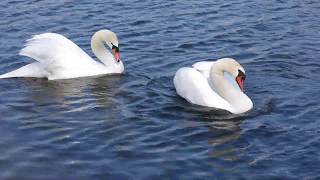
[0,29,124,80]
[173,58,253,114]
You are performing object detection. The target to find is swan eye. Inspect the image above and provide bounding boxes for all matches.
[111,44,119,52]
[238,70,246,80]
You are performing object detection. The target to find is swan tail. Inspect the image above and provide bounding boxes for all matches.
[0,62,47,79]
[0,73,12,79]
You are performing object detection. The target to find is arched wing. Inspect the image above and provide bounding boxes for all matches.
[173,67,232,110]
[19,33,97,76]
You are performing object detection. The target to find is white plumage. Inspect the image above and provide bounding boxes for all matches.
[174,58,253,114]
[0,29,124,80]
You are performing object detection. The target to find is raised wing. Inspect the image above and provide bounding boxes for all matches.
[19,33,96,77]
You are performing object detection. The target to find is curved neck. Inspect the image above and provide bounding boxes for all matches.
[91,31,116,67]
[210,62,252,113]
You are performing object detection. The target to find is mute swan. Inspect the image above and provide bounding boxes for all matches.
[0,29,124,80]
[173,58,253,114]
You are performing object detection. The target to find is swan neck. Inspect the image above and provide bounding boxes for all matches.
[210,63,251,113]
[91,31,114,67]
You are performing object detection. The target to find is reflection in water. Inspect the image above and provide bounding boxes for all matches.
[207,119,244,161]
[21,75,123,108]
[177,103,248,162]
[201,114,245,162]
[194,109,246,162]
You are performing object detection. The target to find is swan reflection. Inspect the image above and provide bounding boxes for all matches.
[21,75,123,108]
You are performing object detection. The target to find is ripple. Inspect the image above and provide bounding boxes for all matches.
[0,0,320,179]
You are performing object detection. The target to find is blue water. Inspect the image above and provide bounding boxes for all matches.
[0,0,320,179]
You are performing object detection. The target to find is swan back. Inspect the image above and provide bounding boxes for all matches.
[174,67,233,111]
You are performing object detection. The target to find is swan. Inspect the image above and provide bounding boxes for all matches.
[0,29,124,80]
[173,58,253,114]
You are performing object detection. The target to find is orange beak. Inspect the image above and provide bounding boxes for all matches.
[235,70,246,91]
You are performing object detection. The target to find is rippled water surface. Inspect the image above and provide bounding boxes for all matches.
[0,0,320,179]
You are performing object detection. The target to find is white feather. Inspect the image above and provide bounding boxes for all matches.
[0,30,124,80]
[174,58,253,114]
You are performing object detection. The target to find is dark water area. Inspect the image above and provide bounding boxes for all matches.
[0,0,320,179]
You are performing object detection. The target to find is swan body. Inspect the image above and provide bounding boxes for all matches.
[174,58,253,114]
[0,29,124,80]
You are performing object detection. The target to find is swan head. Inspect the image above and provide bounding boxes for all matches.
[214,58,246,91]
[104,30,120,63]
[111,43,120,63]
[93,29,121,63]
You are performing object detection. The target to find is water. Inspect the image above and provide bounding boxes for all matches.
[0,0,320,179]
